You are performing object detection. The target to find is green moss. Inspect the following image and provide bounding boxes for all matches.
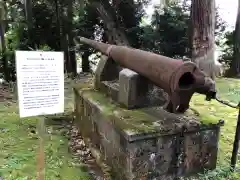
[78,89,160,134]
[73,80,94,91]
[84,91,116,116]
[198,114,219,125]
[76,86,223,135]
[184,107,219,125]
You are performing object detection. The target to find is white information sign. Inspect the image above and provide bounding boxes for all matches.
[16,51,64,118]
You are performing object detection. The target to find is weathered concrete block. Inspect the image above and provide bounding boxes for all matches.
[74,86,222,180]
[118,68,155,109]
[118,68,139,109]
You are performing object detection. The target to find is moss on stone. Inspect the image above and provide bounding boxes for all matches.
[187,95,221,125]
[73,78,222,127]
[184,108,218,125]
[199,114,219,125]
[76,88,160,134]
[74,85,219,135]
[73,80,94,90]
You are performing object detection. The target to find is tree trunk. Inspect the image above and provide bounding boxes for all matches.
[116,0,141,48]
[229,0,240,77]
[59,1,69,74]
[67,0,77,77]
[0,21,5,53]
[0,1,10,81]
[54,0,61,50]
[63,34,69,74]
[92,1,130,46]
[0,22,9,81]
[24,0,34,48]
[82,50,90,72]
[190,0,216,80]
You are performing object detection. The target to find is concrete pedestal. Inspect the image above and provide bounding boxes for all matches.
[74,86,222,180]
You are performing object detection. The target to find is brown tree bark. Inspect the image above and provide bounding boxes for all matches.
[0,22,8,81]
[0,0,10,81]
[229,0,240,77]
[58,1,69,74]
[190,0,216,80]
[82,49,91,72]
[92,0,130,46]
[0,15,5,54]
[67,0,77,77]
[90,0,131,75]
[54,0,61,50]
[24,0,34,48]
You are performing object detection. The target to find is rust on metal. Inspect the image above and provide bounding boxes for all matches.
[77,37,215,113]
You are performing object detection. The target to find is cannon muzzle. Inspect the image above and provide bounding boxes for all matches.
[76,37,215,113]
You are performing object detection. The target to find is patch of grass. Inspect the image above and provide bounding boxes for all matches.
[0,82,90,180]
[198,166,238,180]
[186,166,238,180]
[189,78,240,179]
[215,78,240,104]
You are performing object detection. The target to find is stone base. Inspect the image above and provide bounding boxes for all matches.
[74,87,222,180]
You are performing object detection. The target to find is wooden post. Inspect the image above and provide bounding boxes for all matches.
[37,118,46,180]
[230,102,240,171]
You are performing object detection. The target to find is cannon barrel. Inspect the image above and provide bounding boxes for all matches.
[77,37,215,113]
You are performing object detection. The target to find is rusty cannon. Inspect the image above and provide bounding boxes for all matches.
[76,37,216,113]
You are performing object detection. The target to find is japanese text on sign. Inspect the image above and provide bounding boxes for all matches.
[16,51,64,118]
